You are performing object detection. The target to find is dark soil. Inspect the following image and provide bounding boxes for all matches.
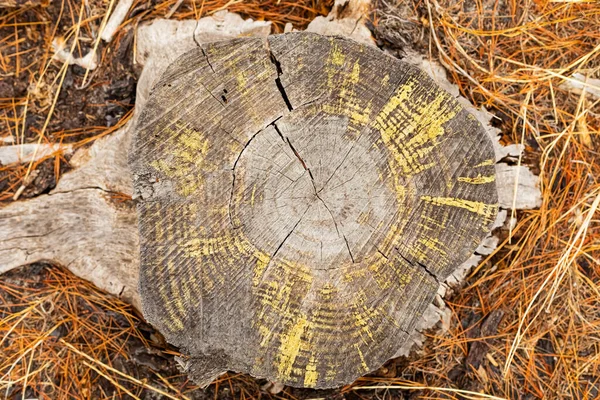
[0,0,136,200]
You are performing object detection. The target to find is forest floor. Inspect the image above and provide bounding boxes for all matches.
[1,0,599,399]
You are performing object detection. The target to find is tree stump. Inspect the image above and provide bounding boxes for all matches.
[129,32,498,389]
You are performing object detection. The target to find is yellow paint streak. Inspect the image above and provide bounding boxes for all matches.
[182,237,226,257]
[458,174,495,184]
[331,44,345,65]
[277,316,311,380]
[322,58,371,130]
[372,78,461,178]
[156,259,184,332]
[372,81,414,140]
[368,253,391,289]
[417,237,447,255]
[474,159,495,167]
[381,74,390,86]
[252,249,271,286]
[236,70,248,92]
[349,61,360,83]
[326,365,339,382]
[343,266,369,283]
[421,195,497,222]
[304,356,319,387]
[319,283,337,300]
[352,290,382,343]
[354,344,369,372]
[150,122,210,196]
[250,184,257,206]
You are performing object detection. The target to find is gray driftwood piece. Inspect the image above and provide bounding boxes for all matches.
[130,32,498,389]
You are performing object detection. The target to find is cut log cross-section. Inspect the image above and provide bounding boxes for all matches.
[129,32,499,389]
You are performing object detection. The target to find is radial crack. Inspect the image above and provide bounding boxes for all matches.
[199,81,226,107]
[267,47,293,111]
[278,132,355,263]
[200,47,215,73]
[375,246,389,260]
[259,204,313,283]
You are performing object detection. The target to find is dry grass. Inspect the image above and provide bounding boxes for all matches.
[0,264,189,399]
[1,0,600,398]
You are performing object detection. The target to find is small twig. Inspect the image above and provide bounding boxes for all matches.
[81,0,117,88]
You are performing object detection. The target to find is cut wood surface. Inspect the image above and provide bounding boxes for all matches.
[130,32,499,388]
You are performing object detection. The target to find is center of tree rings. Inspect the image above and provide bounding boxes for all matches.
[130,32,499,389]
[230,113,401,269]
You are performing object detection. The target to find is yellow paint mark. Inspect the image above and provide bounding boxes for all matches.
[421,195,497,222]
[378,221,407,255]
[417,237,447,256]
[250,184,257,206]
[381,74,390,86]
[150,122,210,196]
[458,174,495,184]
[252,249,271,286]
[156,259,185,332]
[373,79,460,178]
[277,315,311,380]
[352,290,383,343]
[343,266,369,283]
[322,58,371,131]
[372,80,415,139]
[368,253,391,289]
[182,237,225,257]
[319,283,337,300]
[349,60,360,84]
[350,104,371,126]
[474,159,495,167]
[331,44,345,66]
[326,365,339,382]
[354,344,369,372]
[236,70,248,92]
[357,209,374,225]
[258,324,273,346]
[304,356,319,387]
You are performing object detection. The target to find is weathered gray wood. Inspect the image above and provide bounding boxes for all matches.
[130,32,499,388]
[0,129,141,308]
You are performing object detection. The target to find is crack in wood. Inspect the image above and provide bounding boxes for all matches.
[396,249,440,283]
[276,125,356,263]
[343,235,355,263]
[229,130,262,229]
[257,203,313,284]
[192,22,215,73]
[229,117,285,228]
[199,81,226,108]
[200,48,215,73]
[267,48,293,111]
[376,246,389,260]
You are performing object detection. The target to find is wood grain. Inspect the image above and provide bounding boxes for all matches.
[129,32,498,388]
